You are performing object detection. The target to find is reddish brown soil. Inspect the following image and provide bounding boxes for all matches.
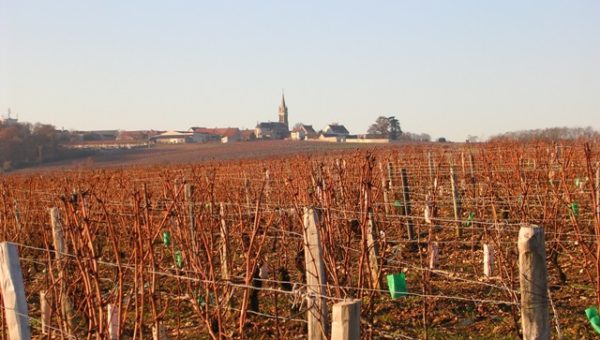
[16,140,401,173]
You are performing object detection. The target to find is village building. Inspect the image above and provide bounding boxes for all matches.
[72,130,119,141]
[255,122,289,139]
[255,94,290,139]
[116,130,160,141]
[150,130,206,144]
[191,127,241,143]
[321,124,350,136]
[291,124,317,140]
[319,124,351,142]
[240,129,257,141]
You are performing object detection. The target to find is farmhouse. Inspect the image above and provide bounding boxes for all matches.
[116,130,160,141]
[321,124,350,137]
[291,124,317,140]
[150,130,206,144]
[255,122,289,140]
[191,127,241,142]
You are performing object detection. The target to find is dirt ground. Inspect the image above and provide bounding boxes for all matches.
[15,140,404,173]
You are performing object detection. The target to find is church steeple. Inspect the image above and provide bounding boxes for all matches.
[278,92,288,127]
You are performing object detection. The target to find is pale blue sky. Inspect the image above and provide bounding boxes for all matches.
[1,1,599,141]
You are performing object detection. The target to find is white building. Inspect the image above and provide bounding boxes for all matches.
[150,130,207,144]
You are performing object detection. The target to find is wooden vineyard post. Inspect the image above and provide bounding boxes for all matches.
[596,164,599,224]
[483,244,494,277]
[331,299,361,340]
[450,167,463,237]
[303,208,329,340]
[41,291,50,335]
[429,242,439,269]
[387,162,394,196]
[185,183,196,250]
[13,200,22,231]
[469,153,476,184]
[427,152,434,187]
[366,210,380,289]
[107,304,119,340]
[0,242,31,340]
[518,225,550,340]
[219,203,230,281]
[50,207,74,333]
[244,174,252,217]
[400,168,415,240]
[152,324,167,340]
[379,162,390,216]
[461,152,466,177]
[264,169,271,203]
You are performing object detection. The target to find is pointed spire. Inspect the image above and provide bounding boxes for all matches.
[280,90,286,110]
[278,91,289,127]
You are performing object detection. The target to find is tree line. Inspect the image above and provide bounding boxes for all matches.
[0,121,80,172]
[368,116,432,142]
[488,126,599,142]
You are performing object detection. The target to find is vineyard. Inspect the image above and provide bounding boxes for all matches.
[0,140,599,339]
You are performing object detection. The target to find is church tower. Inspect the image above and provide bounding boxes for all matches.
[278,93,288,128]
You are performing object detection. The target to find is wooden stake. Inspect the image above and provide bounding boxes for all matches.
[41,291,50,335]
[450,167,463,237]
[331,299,361,340]
[152,324,168,340]
[50,207,74,333]
[366,210,380,289]
[185,184,196,250]
[219,203,230,281]
[387,162,394,192]
[483,244,494,277]
[429,242,439,269]
[107,304,119,340]
[303,208,328,340]
[379,162,390,216]
[518,225,550,340]
[13,200,21,231]
[469,153,476,184]
[400,168,415,240]
[244,174,252,217]
[596,164,599,223]
[0,242,31,340]
[264,169,271,203]
[427,152,434,187]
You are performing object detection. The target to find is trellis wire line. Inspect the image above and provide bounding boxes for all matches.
[0,304,77,339]
[11,242,519,306]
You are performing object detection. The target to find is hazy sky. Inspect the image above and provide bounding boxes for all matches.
[1,1,599,141]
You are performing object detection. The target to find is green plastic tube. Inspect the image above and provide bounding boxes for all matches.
[175,250,183,268]
[386,273,407,299]
[571,202,579,216]
[162,231,171,247]
[585,307,600,334]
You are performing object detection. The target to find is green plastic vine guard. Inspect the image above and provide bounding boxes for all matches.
[198,293,215,307]
[571,202,580,216]
[585,307,600,334]
[394,200,402,207]
[464,212,475,227]
[175,250,183,268]
[162,231,171,247]
[386,273,407,299]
